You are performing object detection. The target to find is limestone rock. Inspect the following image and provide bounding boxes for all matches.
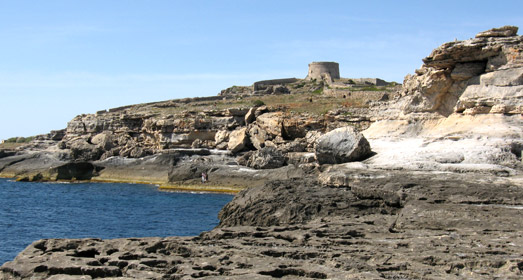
[401,26,522,116]
[256,112,283,137]
[91,132,114,151]
[227,127,249,153]
[305,131,323,152]
[214,130,229,145]
[244,107,256,124]
[227,108,249,117]
[247,147,285,169]
[278,138,307,153]
[450,62,486,81]
[475,25,518,38]
[248,125,270,150]
[401,68,453,114]
[315,127,371,164]
[285,152,316,165]
[456,67,523,113]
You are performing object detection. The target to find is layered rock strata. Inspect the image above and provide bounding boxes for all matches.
[363,26,522,174]
[401,25,522,116]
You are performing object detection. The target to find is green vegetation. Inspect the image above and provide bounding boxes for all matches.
[311,88,324,95]
[0,142,25,149]
[4,136,34,143]
[0,136,34,149]
[351,86,388,92]
[252,99,265,107]
[293,82,305,89]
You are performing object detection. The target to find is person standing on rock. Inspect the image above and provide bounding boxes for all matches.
[201,171,208,183]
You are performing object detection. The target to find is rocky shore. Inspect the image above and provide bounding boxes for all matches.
[1,26,522,279]
[1,171,522,279]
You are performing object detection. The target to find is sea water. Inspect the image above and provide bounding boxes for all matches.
[0,178,233,265]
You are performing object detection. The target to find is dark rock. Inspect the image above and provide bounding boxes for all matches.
[0,149,16,159]
[218,177,400,227]
[272,85,290,94]
[450,61,487,80]
[50,162,101,180]
[278,139,307,153]
[2,172,523,279]
[168,163,206,182]
[47,129,66,141]
[69,139,103,161]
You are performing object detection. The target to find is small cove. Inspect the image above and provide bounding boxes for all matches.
[0,178,233,265]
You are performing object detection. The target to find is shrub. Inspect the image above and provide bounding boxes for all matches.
[252,99,265,107]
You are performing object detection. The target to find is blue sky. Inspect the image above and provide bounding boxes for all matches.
[0,0,522,140]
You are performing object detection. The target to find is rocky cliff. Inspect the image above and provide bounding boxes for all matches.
[1,26,522,279]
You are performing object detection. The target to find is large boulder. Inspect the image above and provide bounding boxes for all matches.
[256,112,283,137]
[227,127,249,153]
[91,132,114,151]
[168,163,205,182]
[315,127,371,164]
[69,139,103,161]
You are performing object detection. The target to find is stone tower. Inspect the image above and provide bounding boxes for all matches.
[306,61,340,81]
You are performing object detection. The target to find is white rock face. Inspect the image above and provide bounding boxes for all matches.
[360,26,523,174]
[400,26,522,117]
[363,114,522,174]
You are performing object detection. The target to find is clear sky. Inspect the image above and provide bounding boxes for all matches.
[0,0,522,140]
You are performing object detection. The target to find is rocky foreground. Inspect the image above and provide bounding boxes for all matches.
[1,171,522,279]
[1,26,523,279]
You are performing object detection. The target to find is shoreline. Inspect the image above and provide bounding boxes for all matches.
[158,183,243,194]
[0,174,243,194]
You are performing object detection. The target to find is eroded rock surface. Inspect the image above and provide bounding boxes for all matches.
[2,172,522,279]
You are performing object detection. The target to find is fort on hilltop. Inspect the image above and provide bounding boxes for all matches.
[219,61,395,96]
[306,61,340,81]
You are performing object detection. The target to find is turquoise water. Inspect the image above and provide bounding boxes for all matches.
[0,178,233,265]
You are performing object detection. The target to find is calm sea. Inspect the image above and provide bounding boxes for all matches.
[0,178,233,265]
